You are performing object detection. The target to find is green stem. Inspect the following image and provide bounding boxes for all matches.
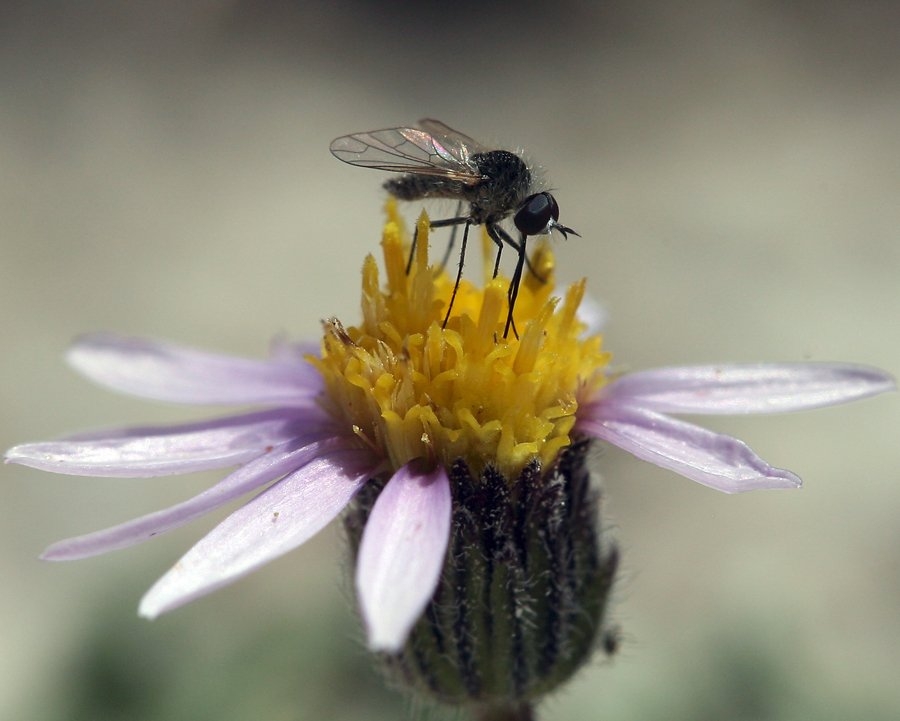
[472,702,535,721]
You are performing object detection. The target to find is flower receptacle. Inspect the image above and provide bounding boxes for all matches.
[345,438,619,707]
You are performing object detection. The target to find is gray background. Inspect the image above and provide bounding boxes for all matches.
[2,2,898,719]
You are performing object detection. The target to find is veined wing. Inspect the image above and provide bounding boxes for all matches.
[329,126,484,182]
[417,118,491,156]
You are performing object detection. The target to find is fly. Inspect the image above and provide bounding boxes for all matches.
[329,119,578,337]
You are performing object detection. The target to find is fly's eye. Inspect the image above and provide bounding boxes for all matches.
[514,192,560,236]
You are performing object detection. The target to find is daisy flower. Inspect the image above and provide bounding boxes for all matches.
[6,203,894,712]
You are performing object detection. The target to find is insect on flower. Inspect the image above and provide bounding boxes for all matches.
[329,118,579,337]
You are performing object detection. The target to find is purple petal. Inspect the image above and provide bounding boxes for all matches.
[5,408,319,477]
[138,446,375,618]
[41,434,354,560]
[356,463,452,652]
[577,404,801,493]
[67,333,322,406]
[602,363,896,415]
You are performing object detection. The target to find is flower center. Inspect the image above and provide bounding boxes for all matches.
[312,201,610,479]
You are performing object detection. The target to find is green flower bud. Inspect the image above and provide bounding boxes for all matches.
[345,438,619,713]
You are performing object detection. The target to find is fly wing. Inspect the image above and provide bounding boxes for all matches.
[329,126,484,182]
[417,118,490,156]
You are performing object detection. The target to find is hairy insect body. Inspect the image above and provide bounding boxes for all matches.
[385,150,532,226]
[382,175,469,203]
[468,151,532,225]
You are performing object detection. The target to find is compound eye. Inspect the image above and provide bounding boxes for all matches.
[514,192,560,236]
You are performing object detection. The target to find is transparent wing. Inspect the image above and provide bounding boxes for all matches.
[329,125,484,182]
[417,118,490,155]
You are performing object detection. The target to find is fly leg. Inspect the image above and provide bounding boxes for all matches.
[503,232,528,339]
[437,201,464,271]
[489,225,531,339]
[429,216,472,327]
[405,201,465,275]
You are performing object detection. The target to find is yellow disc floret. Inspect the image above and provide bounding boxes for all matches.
[312,201,610,479]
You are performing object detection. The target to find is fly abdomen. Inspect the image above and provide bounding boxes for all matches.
[385,175,469,202]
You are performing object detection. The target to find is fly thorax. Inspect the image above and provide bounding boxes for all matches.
[470,151,532,217]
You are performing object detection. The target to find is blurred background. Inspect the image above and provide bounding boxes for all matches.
[2,2,898,719]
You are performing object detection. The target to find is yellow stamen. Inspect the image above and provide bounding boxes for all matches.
[312,200,611,479]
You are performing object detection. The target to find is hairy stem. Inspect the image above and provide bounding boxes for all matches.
[473,702,535,721]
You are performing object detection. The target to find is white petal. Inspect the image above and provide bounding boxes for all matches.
[576,293,608,336]
[578,404,801,493]
[68,332,321,406]
[41,435,350,559]
[356,463,452,652]
[138,447,374,618]
[602,363,896,415]
[5,409,311,477]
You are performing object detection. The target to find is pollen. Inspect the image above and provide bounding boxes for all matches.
[312,200,610,479]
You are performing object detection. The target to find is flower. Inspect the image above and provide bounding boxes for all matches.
[6,203,894,665]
